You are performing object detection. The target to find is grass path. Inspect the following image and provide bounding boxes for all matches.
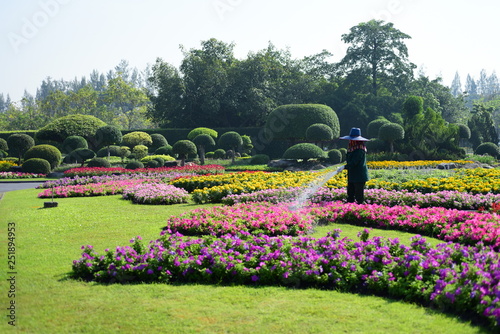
[0,189,491,333]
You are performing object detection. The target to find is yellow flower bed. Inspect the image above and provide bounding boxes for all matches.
[170,161,498,203]
[367,160,474,169]
[367,168,500,194]
[0,160,18,172]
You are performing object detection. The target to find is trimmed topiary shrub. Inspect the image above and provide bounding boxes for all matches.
[122,131,152,149]
[62,136,88,154]
[155,145,173,156]
[145,160,160,168]
[150,133,168,151]
[153,157,165,167]
[66,148,96,166]
[172,140,197,166]
[141,155,175,163]
[94,125,123,157]
[475,142,500,158]
[339,148,347,162]
[282,143,326,161]
[24,144,62,169]
[306,123,334,143]
[22,158,51,174]
[132,145,149,160]
[205,152,215,159]
[250,154,270,165]
[218,131,243,163]
[96,145,122,157]
[35,114,106,143]
[457,123,471,140]
[327,149,342,164]
[0,138,8,152]
[187,127,218,141]
[0,150,7,159]
[193,134,216,165]
[367,118,390,138]
[213,149,226,159]
[7,133,35,163]
[264,104,340,141]
[379,122,405,153]
[125,161,144,170]
[87,158,111,168]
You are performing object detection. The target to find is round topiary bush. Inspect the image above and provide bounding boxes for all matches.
[66,148,96,166]
[457,123,471,140]
[94,125,123,150]
[475,142,500,158]
[153,157,165,167]
[327,149,342,164]
[150,133,168,151]
[122,131,152,149]
[306,123,334,142]
[250,154,270,165]
[125,161,144,170]
[96,145,122,157]
[155,145,173,156]
[264,104,340,141]
[87,158,111,168]
[205,152,215,159]
[62,135,88,154]
[339,148,347,162]
[367,118,390,138]
[7,133,35,162]
[24,144,62,169]
[213,149,226,159]
[145,160,160,168]
[22,158,51,174]
[0,138,8,152]
[132,145,149,160]
[35,114,106,143]
[187,127,218,141]
[282,143,326,161]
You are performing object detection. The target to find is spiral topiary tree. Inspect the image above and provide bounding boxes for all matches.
[264,104,340,143]
[282,143,326,162]
[24,144,62,169]
[172,140,197,166]
[7,133,35,163]
[193,134,216,165]
[218,131,243,164]
[378,123,405,153]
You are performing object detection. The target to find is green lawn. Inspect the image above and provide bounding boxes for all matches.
[0,189,491,333]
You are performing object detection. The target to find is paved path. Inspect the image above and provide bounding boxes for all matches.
[0,181,44,199]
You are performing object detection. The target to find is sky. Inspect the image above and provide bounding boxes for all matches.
[0,0,498,102]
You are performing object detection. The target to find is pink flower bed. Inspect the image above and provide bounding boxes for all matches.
[37,179,152,198]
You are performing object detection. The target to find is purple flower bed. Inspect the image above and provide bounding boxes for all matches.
[72,231,500,329]
[122,183,190,205]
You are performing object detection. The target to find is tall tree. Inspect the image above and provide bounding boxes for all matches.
[338,20,416,96]
[450,72,462,97]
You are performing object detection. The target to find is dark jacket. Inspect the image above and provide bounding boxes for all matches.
[345,149,369,183]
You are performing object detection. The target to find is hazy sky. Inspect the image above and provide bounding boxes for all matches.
[1,0,498,102]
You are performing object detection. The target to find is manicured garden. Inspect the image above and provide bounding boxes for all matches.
[1,162,499,333]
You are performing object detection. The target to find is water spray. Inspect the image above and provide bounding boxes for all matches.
[288,164,345,211]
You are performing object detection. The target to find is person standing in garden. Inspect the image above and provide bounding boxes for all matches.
[340,127,370,204]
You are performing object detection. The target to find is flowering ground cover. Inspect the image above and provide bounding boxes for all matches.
[367,160,473,169]
[162,203,313,236]
[122,182,190,205]
[222,187,500,211]
[63,164,225,177]
[72,231,500,329]
[0,171,46,179]
[37,179,152,198]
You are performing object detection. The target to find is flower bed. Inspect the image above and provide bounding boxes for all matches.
[122,183,190,205]
[72,232,500,329]
[366,160,473,169]
[0,171,46,179]
[63,164,225,177]
[222,187,500,210]
[162,203,313,236]
[309,201,500,249]
[37,179,152,198]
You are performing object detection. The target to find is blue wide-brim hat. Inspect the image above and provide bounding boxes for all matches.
[339,127,370,141]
